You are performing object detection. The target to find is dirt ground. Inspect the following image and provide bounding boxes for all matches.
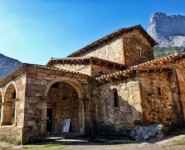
[0,134,185,150]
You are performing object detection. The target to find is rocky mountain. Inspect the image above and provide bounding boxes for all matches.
[0,53,22,79]
[148,12,185,48]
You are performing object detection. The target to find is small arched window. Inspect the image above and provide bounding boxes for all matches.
[157,87,162,95]
[113,89,119,107]
[3,84,16,125]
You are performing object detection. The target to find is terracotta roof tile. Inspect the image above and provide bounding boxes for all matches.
[24,63,89,76]
[95,52,185,81]
[0,63,89,86]
[47,56,126,69]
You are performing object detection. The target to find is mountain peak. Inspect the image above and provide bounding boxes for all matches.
[0,53,22,79]
[148,12,185,47]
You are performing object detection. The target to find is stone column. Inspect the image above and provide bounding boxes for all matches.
[79,98,85,134]
[83,98,91,135]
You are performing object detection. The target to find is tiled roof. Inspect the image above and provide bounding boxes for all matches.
[24,63,90,76]
[0,63,89,86]
[95,53,185,81]
[47,56,126,70]
[68,25,157,57]
[1,53,185,86]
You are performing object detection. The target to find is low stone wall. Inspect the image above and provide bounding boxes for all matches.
[0,126,22,144]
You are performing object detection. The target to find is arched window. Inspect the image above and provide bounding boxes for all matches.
[157,87,162,95]
[2,84,16,125]
[113,89,119,107]
[137,49,142,58]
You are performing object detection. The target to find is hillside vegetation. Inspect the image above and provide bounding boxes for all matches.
[154,46,185,58]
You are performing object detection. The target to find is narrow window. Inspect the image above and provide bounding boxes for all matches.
[105,48,107,54]
[113,89,119,107]
[157,87,161,95]
[137,49,142,58]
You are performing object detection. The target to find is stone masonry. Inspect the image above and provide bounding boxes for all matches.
[0,25,185,144]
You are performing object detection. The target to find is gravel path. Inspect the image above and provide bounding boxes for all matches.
[0,134,184,150]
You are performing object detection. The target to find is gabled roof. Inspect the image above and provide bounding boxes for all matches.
[47,56,126,70]
[0,63,89,86]
[68,25,157,57]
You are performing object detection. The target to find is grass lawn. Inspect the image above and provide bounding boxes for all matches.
[173,137,185,145]
[23,144,67,150]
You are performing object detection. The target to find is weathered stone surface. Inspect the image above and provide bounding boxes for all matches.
[21,69,89,144]
[95,78,142,135]
[139,71,176,124]
[54,63,121,77]
[0,73,26,144]
[123,30,154,66]
[54,64,91,76]
[82,37,124,64]
[91,64,120,77]
[1,25,185,145]
[175,58,185,120]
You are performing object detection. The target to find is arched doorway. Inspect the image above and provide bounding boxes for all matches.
[45,81,85,135]
[2,84,16,125]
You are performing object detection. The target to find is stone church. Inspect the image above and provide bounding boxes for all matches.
[0,25,185,144]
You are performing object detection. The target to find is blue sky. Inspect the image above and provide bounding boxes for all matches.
[0,0,185,64]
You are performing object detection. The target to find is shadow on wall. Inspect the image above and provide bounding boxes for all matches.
[95,95,143,137]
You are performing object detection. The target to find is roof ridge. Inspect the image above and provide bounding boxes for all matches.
[68,25,157,57]
[47,56,125,68]
[0,63,90,86]
[23,63,89,76]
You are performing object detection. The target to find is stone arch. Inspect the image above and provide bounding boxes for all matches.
[2,84,17,125]
[44,77,86,134]
[44,77,85,99]
[4,82,17,98]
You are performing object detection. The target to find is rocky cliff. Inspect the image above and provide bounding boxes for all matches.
[0,53,22,79]
[148,12,185,47]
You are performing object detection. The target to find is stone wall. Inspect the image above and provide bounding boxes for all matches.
[22,68,90,144]
[0,126,22,143]
[123,30,154,67]
[95,78,142,135]
[138,70,183,125]
[82,37,124,64]
[75,30,154,66]
[47,82,80,134]
[54,63,121,77]
[0,73,26,144]
[175,58,185,120]
[53,64,91,76]
[91,64,121,77]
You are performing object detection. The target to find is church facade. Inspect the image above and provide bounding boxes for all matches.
[0,25,185,144]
